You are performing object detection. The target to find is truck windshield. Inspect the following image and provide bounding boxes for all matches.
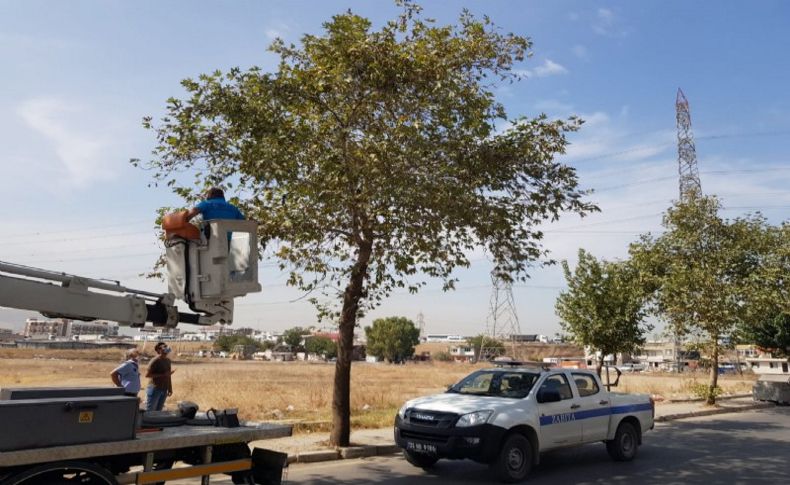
[447,370,538,399]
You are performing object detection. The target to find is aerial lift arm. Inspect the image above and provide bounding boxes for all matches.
[0,218,261,328]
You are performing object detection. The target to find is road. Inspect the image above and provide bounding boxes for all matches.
[181,407,790,484]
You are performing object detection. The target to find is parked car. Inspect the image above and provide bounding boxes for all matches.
[617,363,647,373]
[395,365,654,482]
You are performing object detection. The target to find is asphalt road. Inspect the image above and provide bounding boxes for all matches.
[177,407,789,484]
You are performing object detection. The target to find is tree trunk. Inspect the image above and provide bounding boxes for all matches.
[707,339,719,406]
[329,240,372,447]
[595,357,604,378]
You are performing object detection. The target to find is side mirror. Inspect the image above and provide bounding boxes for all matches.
[537,389,562,403]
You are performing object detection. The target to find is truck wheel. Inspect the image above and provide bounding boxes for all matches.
[492,434,532,483]
[403,450,438,469]
[606,421,639,462]
[1,461,117,485]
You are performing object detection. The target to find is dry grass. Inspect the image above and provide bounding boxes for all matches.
[617,372,756,400]
[0,350,757,432]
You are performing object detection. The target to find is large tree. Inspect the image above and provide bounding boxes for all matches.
[630,194,775,404]
[136,3,594,445]
[555,249,650,376]
[364,316,420,363]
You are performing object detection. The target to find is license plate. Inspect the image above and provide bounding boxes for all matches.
[405,441,437,454]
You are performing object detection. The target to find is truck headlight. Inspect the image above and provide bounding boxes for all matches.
[455,410,493,427]
[397,404,409,419]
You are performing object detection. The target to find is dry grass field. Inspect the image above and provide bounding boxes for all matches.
[0,349,756,432]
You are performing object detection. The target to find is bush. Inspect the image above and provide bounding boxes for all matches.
[687,382,723,401]
[433,351,452,362]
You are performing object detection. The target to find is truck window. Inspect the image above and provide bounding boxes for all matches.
[571,373,600,397]
[448,370,538,399]
[539,374,573,400]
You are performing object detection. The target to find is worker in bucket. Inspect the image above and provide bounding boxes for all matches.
[185,187,244,222]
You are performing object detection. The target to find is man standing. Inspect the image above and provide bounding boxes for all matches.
[185,187,244,222]
[145,342,175,411]
[111,349,141,396]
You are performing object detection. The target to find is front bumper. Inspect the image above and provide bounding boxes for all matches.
[394,415,506,462]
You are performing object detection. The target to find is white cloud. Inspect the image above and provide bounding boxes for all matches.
[593,7,627,37]
[16,98,117,188]
[264,22,292,42]
[571,44,588,60]
[535,59,568,77]
[514,59,569,79]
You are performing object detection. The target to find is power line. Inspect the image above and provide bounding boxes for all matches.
[569,129,790,165]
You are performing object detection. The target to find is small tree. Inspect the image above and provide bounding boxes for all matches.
[305,336,339,359]
[213,335,261,352]
[630,194,773,404]
[555,249,650,377]
[468,335,505,361]
[365,317,420,363]
[281,327,307,351]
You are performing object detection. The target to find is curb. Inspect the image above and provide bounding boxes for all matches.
[655,402,773,422]
[663,393,752,404]
[291,444,401,464]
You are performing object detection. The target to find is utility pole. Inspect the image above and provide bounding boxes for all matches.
[481,272,521,361]
[676,88,702,200]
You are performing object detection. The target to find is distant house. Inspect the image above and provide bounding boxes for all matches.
[449,345,475,362]
[746,357,789,375]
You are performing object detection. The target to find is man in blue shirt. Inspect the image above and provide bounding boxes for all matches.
[186,187,244,222]
[111,349,141,396]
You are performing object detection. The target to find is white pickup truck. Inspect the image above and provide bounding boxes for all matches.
[394,364,654,482]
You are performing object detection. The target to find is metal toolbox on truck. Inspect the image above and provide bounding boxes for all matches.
[0,395,138,451]
[0,386,126,400]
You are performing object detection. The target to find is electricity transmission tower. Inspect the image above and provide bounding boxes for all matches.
[676,88,702,200]
[480,272,521,361]
[415,311,425,340]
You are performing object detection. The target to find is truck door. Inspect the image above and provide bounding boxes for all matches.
[536,373,582,449]
[571,372,609,442]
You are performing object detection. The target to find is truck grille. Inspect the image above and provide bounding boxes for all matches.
[405,409,458,428]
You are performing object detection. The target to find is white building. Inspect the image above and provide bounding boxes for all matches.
[746,357,789,375]
[425,334,465,343]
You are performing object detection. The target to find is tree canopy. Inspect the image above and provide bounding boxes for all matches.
[555,249,650,376]
[280,327,308,350]
[630,193,776,403]
[305,335,339,359]
[364,316,420,363]
[468,334,505,361]
[136,2,595,445]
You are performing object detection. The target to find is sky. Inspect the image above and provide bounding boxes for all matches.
[1,0,788,337]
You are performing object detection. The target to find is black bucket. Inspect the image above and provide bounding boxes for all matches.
[251,447,289,485]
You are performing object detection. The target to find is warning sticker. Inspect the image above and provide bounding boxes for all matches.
[78,411,94,424]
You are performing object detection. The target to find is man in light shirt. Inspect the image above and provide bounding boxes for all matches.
[111,349,141,396]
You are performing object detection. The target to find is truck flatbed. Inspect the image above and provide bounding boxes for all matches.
[0,423,292,485]
[0,423,291,467]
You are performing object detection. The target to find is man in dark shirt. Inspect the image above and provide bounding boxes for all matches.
[145,342,175,411]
